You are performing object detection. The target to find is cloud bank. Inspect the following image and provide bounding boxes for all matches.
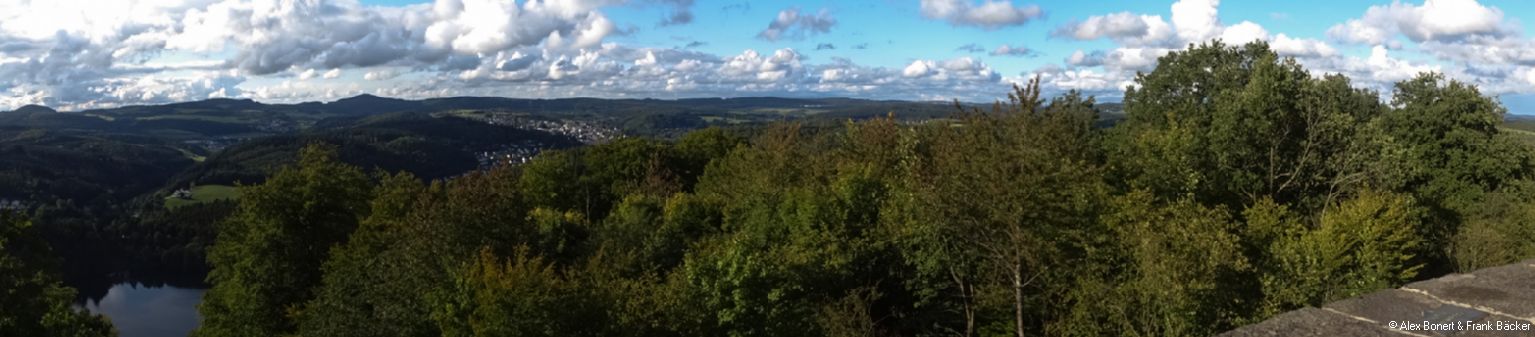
[1,0,1534,111]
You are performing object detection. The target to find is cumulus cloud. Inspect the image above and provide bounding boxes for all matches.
[1420,36,1535,66]
[1025,66,1134,93]
[756,8,836,41]
[1327,0,1509,45]
[11,0,1530,111]
[422,45,1012,102]
[1051,0,1261,48]
[0,0,630,109]
[1042,0,1372,97]
[1312,0,1535,96]
[1066,50,1106,67]
[364,69,402,81]
[1218,21,1268,44]
[903,60,936,78]
[0,0,1047,109]
[1170,0,1220,44]
[1051,12,1174,47]
[919,0,1043,30]
[989,44,1036,57]
[1271,34,1336,58]
[901,57,999,83]
[1072,48,1163,72]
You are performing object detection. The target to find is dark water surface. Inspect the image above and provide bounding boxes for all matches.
[80,283,206,337]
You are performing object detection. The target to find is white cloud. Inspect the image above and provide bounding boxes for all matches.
[5,0,1529,111]
[919,0,1043,30]
[1271,34,1336,58]
[1420,37,1535,66]
[721,49,803,82]
[1363,45,1438,83]
[1313,0,1535,96]
[1025,66,1134,93]
[0,0,634,109]
[1066,50,1104,67]
[1051,0,1260,48]
[903,60,936,78]
[989,44,1035,57]
[1218,21,1268,44]
[1042,0,1460,99]
[364,69,402,81]
[1170,0,1220,44]
[1052,12,1174,47]
[1327,0,1508,45]
[757,8,836,41]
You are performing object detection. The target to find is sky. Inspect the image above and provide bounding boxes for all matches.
[2,0,1535,113]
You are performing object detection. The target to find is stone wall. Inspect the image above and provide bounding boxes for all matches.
[1220,259,1535,337]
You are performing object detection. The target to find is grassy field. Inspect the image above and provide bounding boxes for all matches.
[164,184,240,209]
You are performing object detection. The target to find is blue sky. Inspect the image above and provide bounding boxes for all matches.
[2,0,1534,112]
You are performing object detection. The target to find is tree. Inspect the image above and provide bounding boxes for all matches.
[431,248,612,337]
[0,212,116,337]
[1060,192,1249,337]
[893,79,1106,337]
[195,144,373,337]
[1376,74,1534,252]
[1448,183,1535,271]
[1107,41,1385,212]
[1250,191,1424,316]
[295,172,435,337]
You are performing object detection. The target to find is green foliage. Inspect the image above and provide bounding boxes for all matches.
[432,247,613,337]
[1449,184,1535,271]
[1252,191,1424,316]
[1060,192,1249,337]
[1108,41,1386,211]
[294,172,436,337]
[168,41,1535,337]
[195,144,373,337]
[0,212,116,337]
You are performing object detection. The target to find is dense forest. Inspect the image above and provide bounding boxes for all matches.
[6,41,1535,337]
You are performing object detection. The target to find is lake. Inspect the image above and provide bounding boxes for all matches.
[80,283,206,337]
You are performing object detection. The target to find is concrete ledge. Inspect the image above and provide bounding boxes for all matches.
[1220,260,1535,336]
[1216,307,1398,337]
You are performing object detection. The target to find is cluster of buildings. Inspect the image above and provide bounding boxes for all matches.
[182,138,244,153]
[474,114,620,144]
[476,140,548,168]
[255,119,296,133]
[0,198,26,211]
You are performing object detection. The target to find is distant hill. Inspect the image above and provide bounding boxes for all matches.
[12,104,57,114]
[0,94,1134,207]
[0,127,194,204]
[165,112,581,188]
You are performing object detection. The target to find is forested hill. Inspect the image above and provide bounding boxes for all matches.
[7,40,1535,337]
[166,112,582,188]
[174,41,1534,337]
[3,95,962,139]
